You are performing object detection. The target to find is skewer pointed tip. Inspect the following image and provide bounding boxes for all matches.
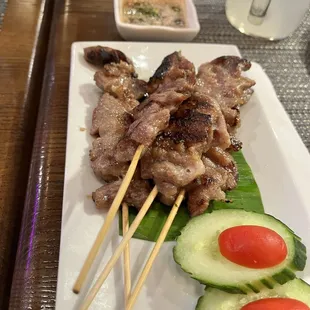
[73,287,80,294]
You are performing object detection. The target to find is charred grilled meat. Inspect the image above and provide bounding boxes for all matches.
[148,51,196,94]
[114,52,196,162]
[86,47,255,217]
[89,94,132,181]
[84,46,131,67]
[94,61,147,105]
[166,92,231,151]
[186,147,238,217]
[90,93,133,137]
[89,48,148,181]
[141,137,205,199]
[140,92,231,204]
[93,177,151,209]
[196,56,255,133]
[85,45,148,105]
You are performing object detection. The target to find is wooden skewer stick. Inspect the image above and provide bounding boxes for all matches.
[73,144,145,294]
[80,186,158,310]
[126,189,186,310]
[122,202,131,307]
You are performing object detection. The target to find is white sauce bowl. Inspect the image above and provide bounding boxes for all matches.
[114,0,201,41]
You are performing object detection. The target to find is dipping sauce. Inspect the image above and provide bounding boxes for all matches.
[122,0,187,27]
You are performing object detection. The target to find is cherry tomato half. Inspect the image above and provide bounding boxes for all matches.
[218,225,287,268]
[241,298,310,310]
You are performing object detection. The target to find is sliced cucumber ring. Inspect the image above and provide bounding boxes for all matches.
[173,209,306,294]
[196,278,310,310]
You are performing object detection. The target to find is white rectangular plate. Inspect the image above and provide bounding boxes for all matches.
[56,42,310,310]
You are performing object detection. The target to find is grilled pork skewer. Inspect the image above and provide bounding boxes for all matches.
[77,48,256,305]
[89,55,256,217]
[90,51,198,207]
[115,51,196,162]
[75,50,195,293]
[74,48,147,294]
[86,48,255,215]
[91,55,255,217]
[89,46,147,182]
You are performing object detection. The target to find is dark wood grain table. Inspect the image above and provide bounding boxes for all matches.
[8,1,122,309]
[0,0,53,308]
[8,0,310,309]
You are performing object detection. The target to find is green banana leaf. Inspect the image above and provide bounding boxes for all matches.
[119,151,264,242]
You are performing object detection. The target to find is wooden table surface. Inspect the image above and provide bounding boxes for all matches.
[8,0,122,309]
[6,0,310,309]
[0,0,52,308]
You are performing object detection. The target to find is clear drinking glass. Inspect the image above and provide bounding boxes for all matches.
[226,0,310,40]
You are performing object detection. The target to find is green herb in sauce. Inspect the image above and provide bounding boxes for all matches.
[135,3,159,17]
[122,0,186,28]
[171,5,180,12]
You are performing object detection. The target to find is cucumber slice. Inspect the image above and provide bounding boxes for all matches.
[173,209,306,294]
[196,278,310,310]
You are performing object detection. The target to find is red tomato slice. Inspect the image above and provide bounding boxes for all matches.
[241,298,310,310]
[218,225,287,268]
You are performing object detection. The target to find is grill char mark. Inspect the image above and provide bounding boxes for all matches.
[149,51,178,82]
[164,109,212,145]
[84,45,130,67]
